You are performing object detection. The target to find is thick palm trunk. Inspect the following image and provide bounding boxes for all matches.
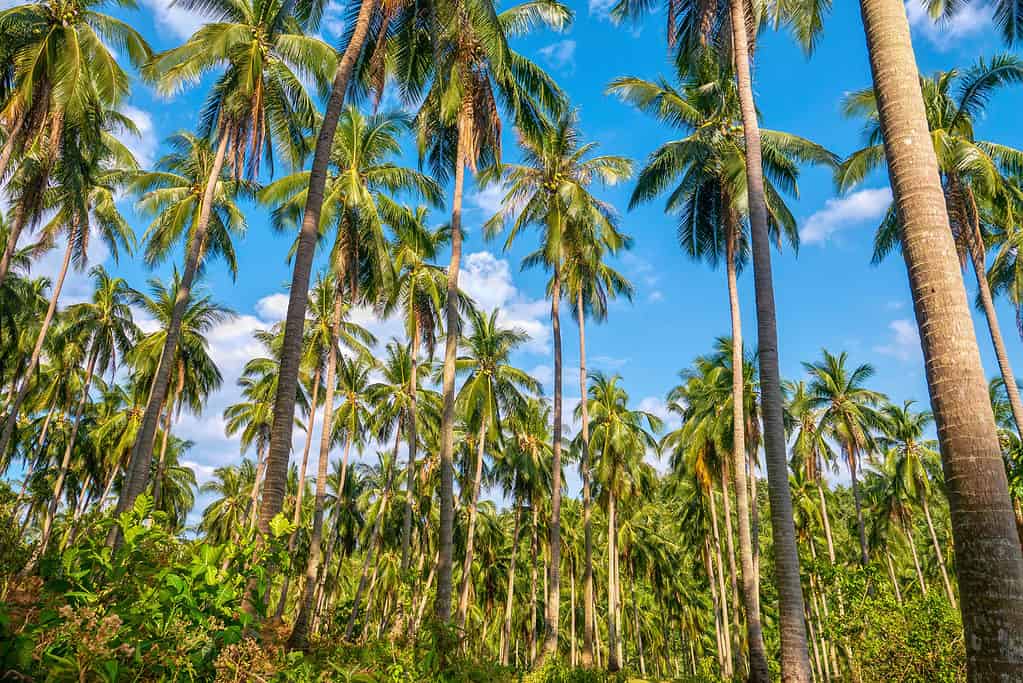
[290,296,345,648]
[708,486,733,676]
[848,452,869,565]
[577,289,595,668]
[256,0,378,539]
[110,132,230,546]
[606,491,620,673]
[542,262,564,659]
[500,497,522,665]
[401,323,420,571]
[27,346,98,567]
[0,205,28,288]
[275,365,321,623]
[922,495,957,607]
[0,229,75,463]
[455,417,487,629]
[435,123,468,624]
[727,2,812,679]
[726,241,770,681]
[857,0,1023,675]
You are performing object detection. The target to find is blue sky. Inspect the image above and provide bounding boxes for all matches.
[17,0,1023,514]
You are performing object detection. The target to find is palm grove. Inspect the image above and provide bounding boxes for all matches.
[1,0,1023,678]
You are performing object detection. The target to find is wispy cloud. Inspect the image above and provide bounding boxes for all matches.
[801,187,892,245]
[873,319,921,362]
[120,105,159,168]
[905,0,993,50]
[139,0,206,41]
[538,39,577,74]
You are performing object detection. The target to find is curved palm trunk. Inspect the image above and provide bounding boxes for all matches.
[256,0,378,540]
[606,489,620,673]
[290,293,345,649]
[541,260,564,661]
[885,550,904,604]
[0,205,28,288]
[922,495,957,607]
[727,2,812,679]
[455,417,487,629]
[110,132,230,547]
[500,496,522,665]
[0,227,76,464]
[577,288,595,668]
[436,123,469,625]
[401,323,420,571]
[275,364,321,622]
[857,0,1023,675]
[726,238,770,681]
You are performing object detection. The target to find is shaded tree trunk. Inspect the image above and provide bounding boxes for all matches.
[857,0,1023,675]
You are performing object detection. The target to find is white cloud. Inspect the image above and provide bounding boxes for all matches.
[139,0,207,41]
[468,182,508,219]
[459,251,551,355]
[648,289,663,302]
[873,318,921,362]
[538,40,577,74]
[322,1,346,37]
[800,187,892,245]
[255,292,289,321]
[905,1,993,50]
[120,105,159,169]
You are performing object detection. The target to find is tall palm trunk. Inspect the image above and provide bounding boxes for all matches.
[542,260,564,660]
[401,322,420,571]
[435,121,469,625]
[606,489,620,673]
[726,234,770,681]
[719,465,741,668]
[922,494,956,607]
[857,0,1023,675]
[500,496,522,665]
[110,132,230,545]
[727,1,812,679]
[275,364,321,622]
[630,565,645,677]
[529,501,539,662]
[577,288,595,668]
[708,484,733,675]
[817,480,837,563]
[312,412,356,619]
[905,521,928,595]
[26,345,98,568]
[290,292,345,649]
[153,370,182,510]
[256,0,378,539]
[456,417,487,628]
[847,449,869,565]
[885,550,904,604]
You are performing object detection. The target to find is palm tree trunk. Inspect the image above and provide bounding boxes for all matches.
[290,295,346,648]
[0,113,24,194]
[435,120,469,625]
[886,550,903,604]
[577,288,595,668]
[275,365,321,623]
[456,417,487,629]
[414,550,439,633]
[401,322,420,571]
[728,0,813,679]
[817,480,837,563]
[607,490,620,673]
[312,419,356,622]
[630,565,645,677]
[848,450,869,565]
[708,485,733,677]
[541,259,564,661]
[705,542,725,675]
[719,465,742,671]
[97,463,118,512]
[110,132,230,547]
[152,372,181,511]
[0,204,28,288]
[530,501,539,662]
[256,0,378,542]
[0,227,75,463]
[922,495,956,607]
[570,558,577,667]
[248,443,268,532]
[500,496,522,666]
[726,235,770,681]
[858,0,1023,675]
[905,521,928,595]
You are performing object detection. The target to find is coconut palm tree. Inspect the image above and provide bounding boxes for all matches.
[407,0,569,627]
[0,0,150,279]
[116,0,332,529]
[855,0,1023,671]
[483,110,631,655]
[839,56,1023,435]
[453,308,539,628]
[804,350,886,565]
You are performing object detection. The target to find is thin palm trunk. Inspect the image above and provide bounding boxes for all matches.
[456,417,487,629]
[401,323,420,571]
[500,496,522,666]
[857,3,1023,674]
[607,490,620,673]
[530,501,539,662]
[705,542,725,674]
[848,450,869,565]
[312,417,356,620]
[708,485,733,677]
[817,480,837,563]
[275,365,321,622]
[905,521,928,595]
[0,225,76,462]
[922,495,956,607]
[435,122,468,624]
[630,565,645,676]
[728,0,812,678]
[248,443,268,531]
[290,297,345,648]
[542,261,564,660]
[110,132,230,546]
[256,0,378,539]
[726,236,770,681]
[577,288,595,668]
[886,550,904,604]
[152,372,181,511]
